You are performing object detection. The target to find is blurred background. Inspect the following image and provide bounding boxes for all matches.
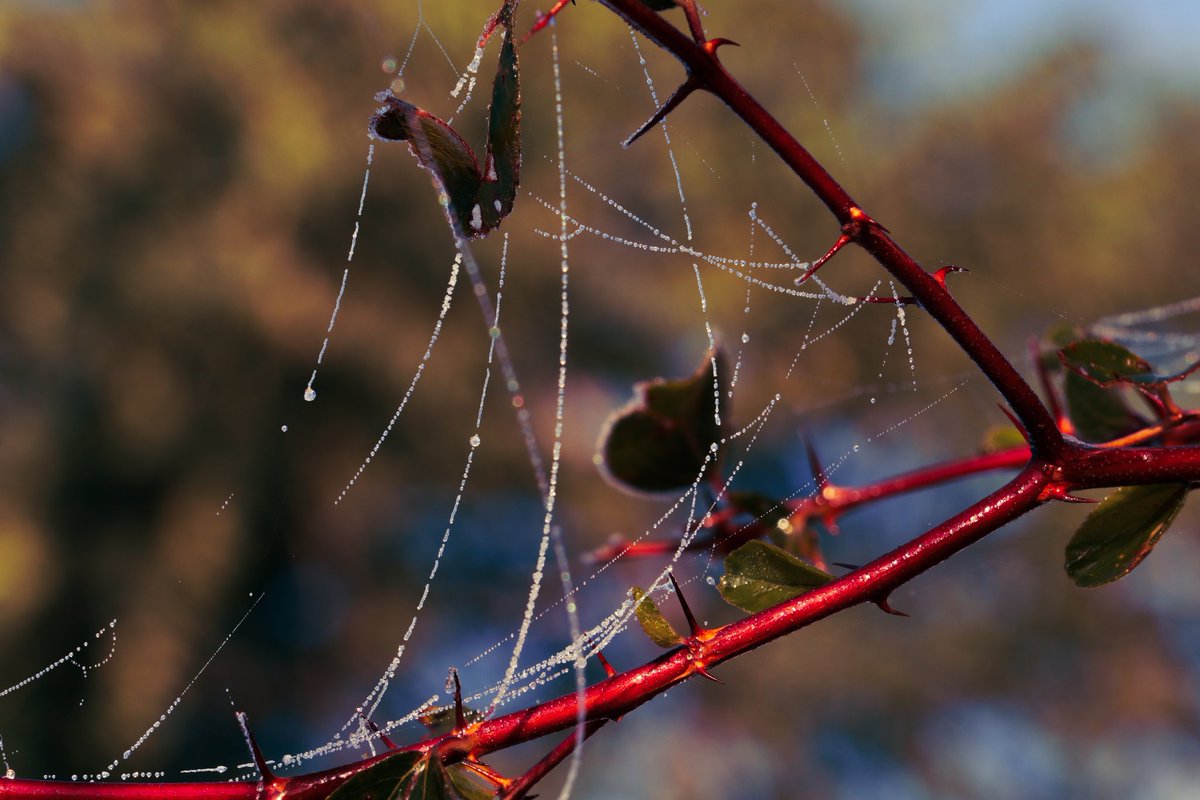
[1,1,1199,797]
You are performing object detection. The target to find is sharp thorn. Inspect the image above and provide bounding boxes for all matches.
[796,232,850,286]
[596,650,618,679]
[235,711,276,783]
[997,404,1032,445]
[832,562,861,571]
[451,668,466,733]
[623,77,699,148]
[668,572,703,638]
[801,432,829,489]
[1057,493,1098,504]
[357,711,398,750]
[874,597,909,617]
[694,663,723,683]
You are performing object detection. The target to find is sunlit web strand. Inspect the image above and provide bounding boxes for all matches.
[304,142,374,404]
[528,194,834,300]
[544,25,588,800]
[101,595,262,779]
[335,253,462,505]
[486,21,581,731]
[0,620,117,701]
[462,392,782,673]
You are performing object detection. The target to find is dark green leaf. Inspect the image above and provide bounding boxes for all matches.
[630,586,682,648]
[328,752,425,800]
[1064,371,1140,443]
[718,540,833,613]
[1045,320,1083,351]
[1065,483,1190,587]
[1060,339,1155,386]
[369,1,520,239]
[599,348,727,494]
[409,756,455,800]
[475,10,521,233]
[370,99,484,235]
[446,765,495,800]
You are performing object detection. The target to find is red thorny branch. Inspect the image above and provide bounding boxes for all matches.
[4,3,1200,798]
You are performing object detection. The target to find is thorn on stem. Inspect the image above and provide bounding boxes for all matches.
[521,0,574,44]
[693,663,723,683]
[235,711,276,783]
[357,711,398,750]
[450,668,466,733]
[801,432,829,489]
[668,572,704,639]
[873,596,909,617]
[795,232,850,285]
[997,404,1032,445]
[623,76,700,148]
[596,650,618,679]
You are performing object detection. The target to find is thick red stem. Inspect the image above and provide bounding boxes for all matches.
[597,0,1064,458]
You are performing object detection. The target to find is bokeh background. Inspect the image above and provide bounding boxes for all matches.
[2,1,1200,797]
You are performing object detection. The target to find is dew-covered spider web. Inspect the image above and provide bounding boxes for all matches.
[12,1,1198,796]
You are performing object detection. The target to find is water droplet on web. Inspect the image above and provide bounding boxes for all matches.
[280,425,288,433]
[303,386,317,402]
[709,442,719,453]
[853,444,861,452]
[741,332,750,343]
[390,78,407,94]
[705,576,716,586]
[469,434,481,448]
[870,397,876,404]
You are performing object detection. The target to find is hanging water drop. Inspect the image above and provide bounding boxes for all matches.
[281,425,288,432]
[469,434,481,448]
[303,386,317,402]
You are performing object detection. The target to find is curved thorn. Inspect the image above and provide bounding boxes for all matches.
[703,37,739,54]
[693,663,723,683]
[874,597,909,617]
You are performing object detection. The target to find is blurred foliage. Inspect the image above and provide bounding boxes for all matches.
[0,1,1199,797]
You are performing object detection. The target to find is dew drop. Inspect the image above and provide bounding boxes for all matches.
[705,576,716,586]
[303,386,317,402]
[280,425,288,432]
[741,332,750,343]
[469,434,481,448]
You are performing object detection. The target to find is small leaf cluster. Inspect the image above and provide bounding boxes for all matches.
[1042,326,1198,587]
[597,348,835,647]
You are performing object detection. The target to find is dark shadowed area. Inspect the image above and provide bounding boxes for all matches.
[1,1,1199,797]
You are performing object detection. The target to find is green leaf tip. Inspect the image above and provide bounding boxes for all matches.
[1065,483,1190,587]
[631,586,683,648]
[598,347,727,495]
[718,540,833,613]
[1059,339,1199,388]
[369,0,521,239]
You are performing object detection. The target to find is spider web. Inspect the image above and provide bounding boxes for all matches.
[0,0,1077,792]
